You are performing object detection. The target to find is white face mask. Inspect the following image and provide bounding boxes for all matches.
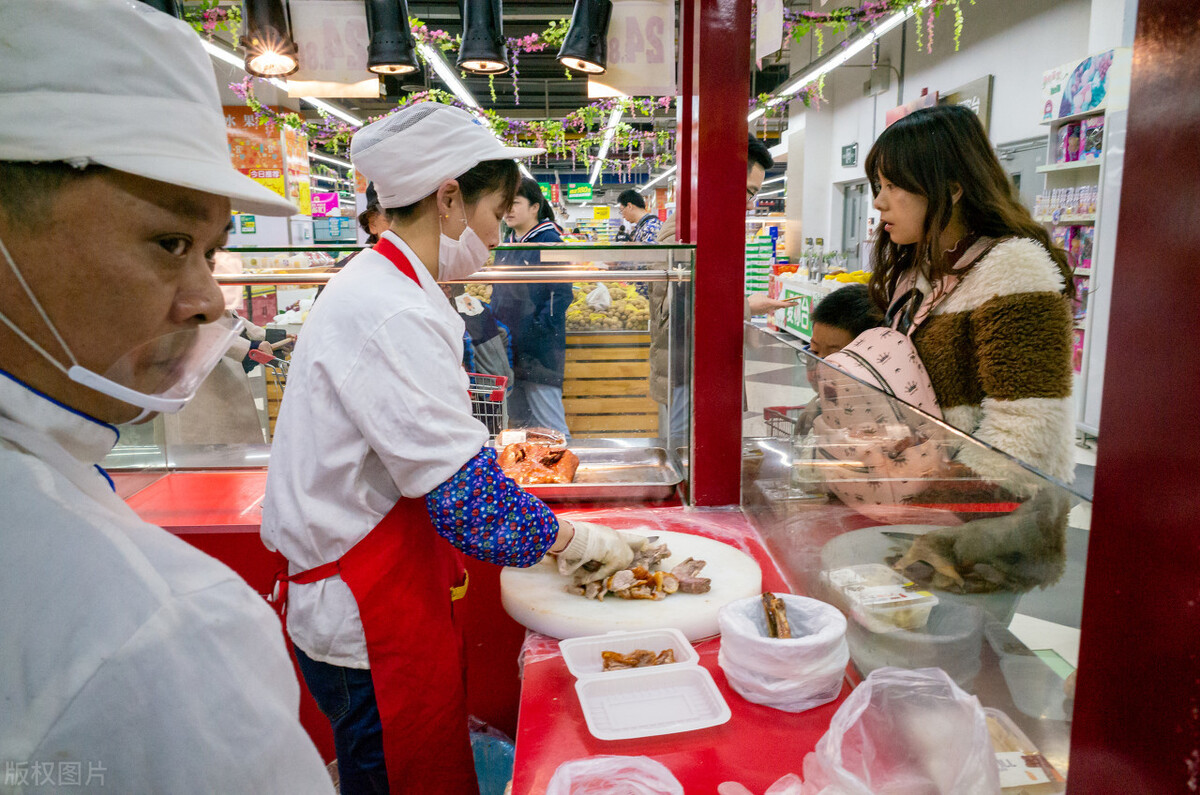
[0,234,242,423]
[438,213,491,281]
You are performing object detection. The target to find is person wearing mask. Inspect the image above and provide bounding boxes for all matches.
[492,177,573,436]
[261,104,641,794]
[617,189,662,244]
[865,104,1075,483]
[652,134,797,438]
[0,2,332,791]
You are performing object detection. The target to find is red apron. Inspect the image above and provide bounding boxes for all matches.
[272,238,478,794]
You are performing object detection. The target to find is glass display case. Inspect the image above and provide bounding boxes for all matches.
[104,243,695,501]
[742,320,1090,790]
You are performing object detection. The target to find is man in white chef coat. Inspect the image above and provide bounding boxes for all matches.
[0,1,332,791]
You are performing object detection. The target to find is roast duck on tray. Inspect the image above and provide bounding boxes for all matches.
[497,427,579,485]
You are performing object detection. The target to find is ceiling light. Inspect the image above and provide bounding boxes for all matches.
[778,0,930,97]
[761,175,786,186]
[589,105,623,186]
[458,0,509,74]
[420,43,481,109]
[309,151,353,168]
[243,0,299,77]
[640,165,677,193]
[756,188,784,198]
[300,96,363,126]
[365,0,421,75]
[747,107,766,122]
[558,0,613,74]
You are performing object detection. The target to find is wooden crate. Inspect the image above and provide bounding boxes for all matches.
[563,332,658,438]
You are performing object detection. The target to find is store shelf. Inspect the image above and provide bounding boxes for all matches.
[746,216,786,223]
[1034,214,1096,224]
[1039,108,1106,126]
[1037,160,1102,173]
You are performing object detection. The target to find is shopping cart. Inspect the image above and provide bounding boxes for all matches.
[248,346,290,393]
[467,373,508,437]
[763,405,806,438]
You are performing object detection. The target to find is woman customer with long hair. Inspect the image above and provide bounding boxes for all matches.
[866,103,1076,483]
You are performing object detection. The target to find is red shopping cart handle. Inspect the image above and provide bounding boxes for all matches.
[249,348,276,364]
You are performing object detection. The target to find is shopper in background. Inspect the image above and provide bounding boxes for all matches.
[262,105,641,794]
[866,104,1075,483]
[617,189,662,244]
[493,177,573,436]
[358,182,388,246]
[0,1,331,791]
[652,134,797,438]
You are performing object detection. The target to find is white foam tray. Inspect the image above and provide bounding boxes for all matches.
[574,664,732,741]
[559,628,698,679]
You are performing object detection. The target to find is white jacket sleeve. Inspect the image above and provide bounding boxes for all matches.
[30,584,334,794]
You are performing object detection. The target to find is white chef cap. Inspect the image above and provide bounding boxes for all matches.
[0,0,297,217]
[351,103,544,209]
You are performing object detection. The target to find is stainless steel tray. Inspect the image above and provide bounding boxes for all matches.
[500,444,683,501]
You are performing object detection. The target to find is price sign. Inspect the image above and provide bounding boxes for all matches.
[594,206,611,220]
[567,184,593,201]
[781,291,814,338]
[593,0,675,96]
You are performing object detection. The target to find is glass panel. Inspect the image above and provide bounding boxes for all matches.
[103,244,694,494]
[743,321,1089,786]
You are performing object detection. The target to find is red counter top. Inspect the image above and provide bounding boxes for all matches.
[510,507,848,794]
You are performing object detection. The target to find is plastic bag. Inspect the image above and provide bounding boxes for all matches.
[546,755,683,795]
[586,282,612,310]
[718,594,849,713]
[800,667,1000,795]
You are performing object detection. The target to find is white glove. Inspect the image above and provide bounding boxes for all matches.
[556,521,648,585]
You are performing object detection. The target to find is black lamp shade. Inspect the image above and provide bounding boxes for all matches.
[243,0,299,77]
[457,0,509,74]
[137,0,181,16]
[365,0,421,75]
[557,0,612,74]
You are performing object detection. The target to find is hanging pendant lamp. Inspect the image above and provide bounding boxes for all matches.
[243,0,299,77]
[457,0,509,75]
[557,0,613,75]
[365,0,421,75]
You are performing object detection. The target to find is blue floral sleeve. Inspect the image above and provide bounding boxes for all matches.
[424,447,558,567]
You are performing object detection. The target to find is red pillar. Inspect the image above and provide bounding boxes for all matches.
[1068,1,1200,791]
[681,0,751,505]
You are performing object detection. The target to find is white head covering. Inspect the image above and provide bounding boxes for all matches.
[0,0,297,217]
[351,103,544,209]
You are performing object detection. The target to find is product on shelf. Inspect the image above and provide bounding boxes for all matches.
[1034,186,1098,219]
[1056,121,1082,163]
[1073,276,1089,322]
[1081,116,1105,160]
[1075,226,1094,270]
[1050,225,1072,254]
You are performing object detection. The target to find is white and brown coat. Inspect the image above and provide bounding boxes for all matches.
[909,238,1076,483]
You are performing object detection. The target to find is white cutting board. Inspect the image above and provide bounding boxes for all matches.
[501,529,762,641]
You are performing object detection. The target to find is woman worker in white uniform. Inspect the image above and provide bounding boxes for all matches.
[261,103,642,794]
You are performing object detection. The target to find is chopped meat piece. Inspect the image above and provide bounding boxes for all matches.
[659,573,679,594]
[584,581,606,601]
[762,592,792,639]
[607,569,637,592]
[625,584,656,599]
[630,540,671,570]
[565,584,586,597]
[670,557,712,594]
[601,648,677,671]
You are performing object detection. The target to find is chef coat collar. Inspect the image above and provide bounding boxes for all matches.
[0,367,120,465]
